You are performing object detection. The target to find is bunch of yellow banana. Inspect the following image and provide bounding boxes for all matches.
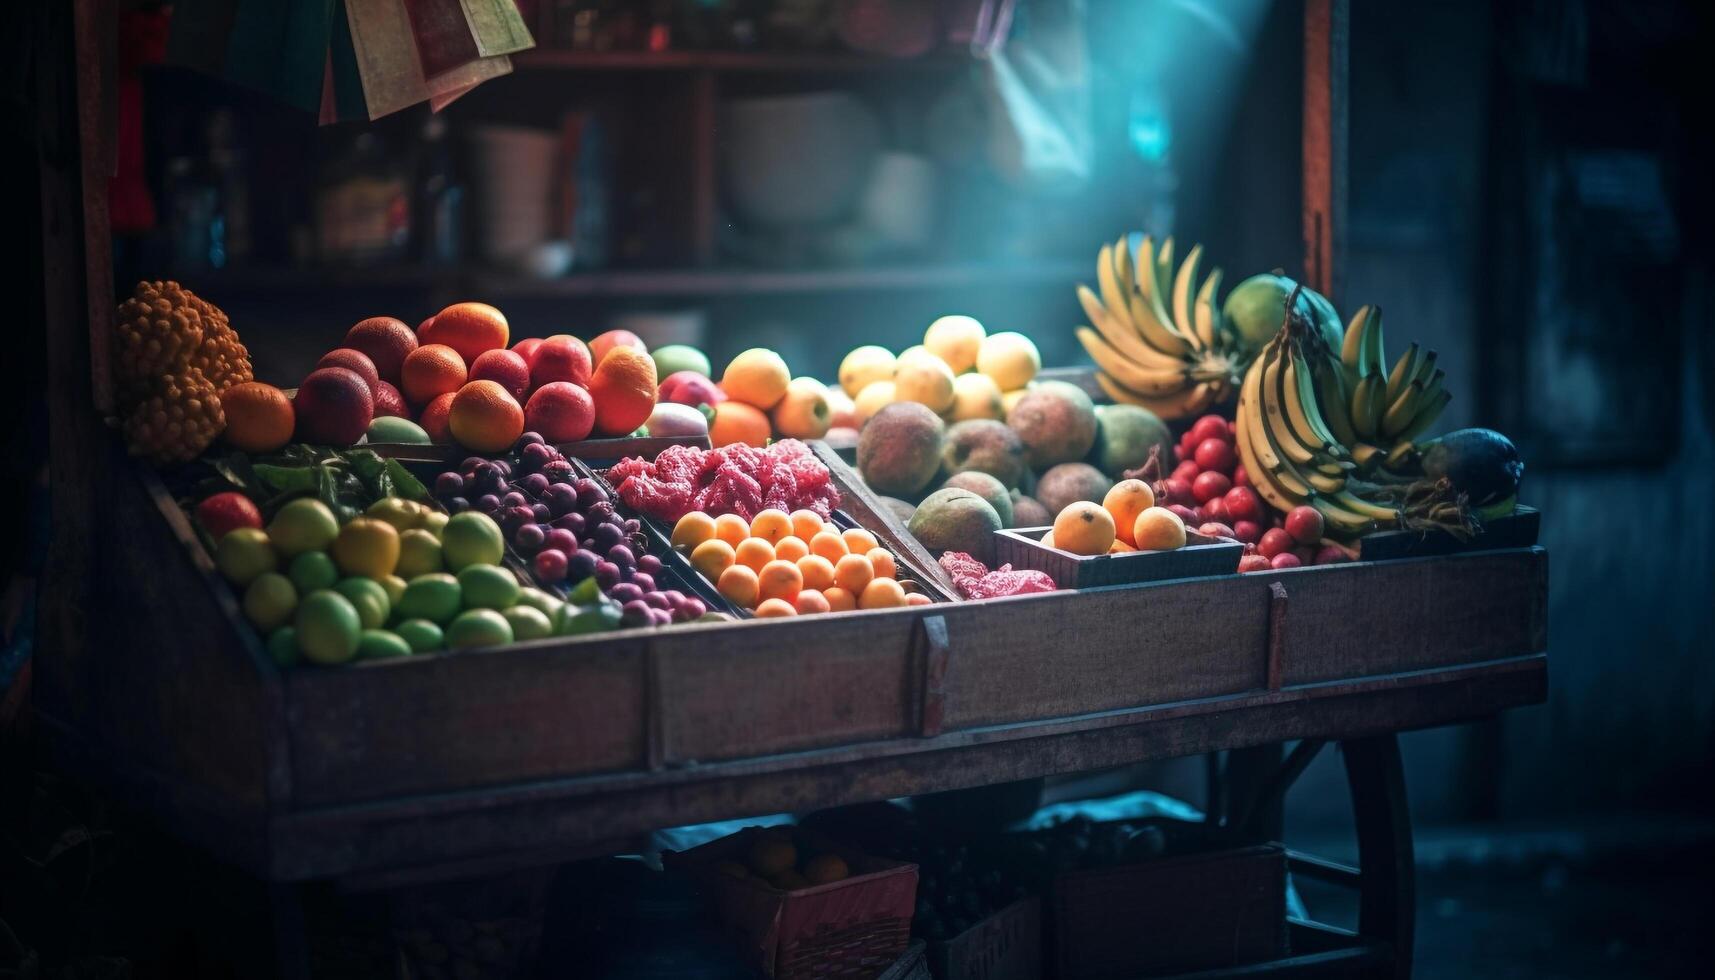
[1336,306,1452,473]
[1074,235,1252,419]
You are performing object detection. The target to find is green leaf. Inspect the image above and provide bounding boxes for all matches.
[255,464,318,494]
[384,458,429,501]
[344,449,386,483]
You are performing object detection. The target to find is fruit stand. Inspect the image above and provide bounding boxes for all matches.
[30,2,1548,978]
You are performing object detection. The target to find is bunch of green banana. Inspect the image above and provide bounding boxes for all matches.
[1335,306,1452,473]
[1074,234,1254,419]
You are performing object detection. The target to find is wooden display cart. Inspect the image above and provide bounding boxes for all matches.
[31,2,1547,977]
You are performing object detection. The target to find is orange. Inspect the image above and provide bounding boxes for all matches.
[420,302,508,363]
[672,512,717,550]
[588,345,658,437]
[589,329,645,365]
[1133,506,1187,551]
[905,592,933,606]
[689,539,736,581]
[448,380,525,453]
[841,528,879,554]
[859,577,907,609]
[824,586,857,612]
[794,589,831,615]
[713,514,750,547]
[1039,529,1058,550]
[1102,480,1156,547]
[755,597,797,618]
[809,531,848,563]
[220,381,295,452]
[719,348,791,409]
[418,391,456,443]
[797,555,836,592]
[756,559,803,604]
[749,509,793,545]
[717,564,759,607]
[1053,502,1116,556]
[773,536,809,563]
[833,553,874,595]
[401,344,467,406]
[1109,539,1137,554]
[734,538,775,573]
[709,400,771,448]
[789,509,825,541]
[866,548,897,580]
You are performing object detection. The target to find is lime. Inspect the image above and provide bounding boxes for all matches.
[419,510,449,539]
[287,550,339,593]
[514,587,563,620]
[266,626,299,667]
[457,564,520,611]
[445,609,513,650]
[556,599,621,636]
[331,517,401,579]
[268,498,340,558]
[395,528,443,577]
[651,344,712,379]
[397,573,461,624]
[295,590,361,665]
[242,572,298,631]
[367,416,431,445]
[366,497,425,532]
[216,528,277,586]
[503,605,553,641]
[394,619,444,653]
[378,574,408,609]
[334,577,391,629]
[441,511,505,570]
[357,629,413,660]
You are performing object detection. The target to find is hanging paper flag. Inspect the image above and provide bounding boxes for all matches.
[460,0,535,58]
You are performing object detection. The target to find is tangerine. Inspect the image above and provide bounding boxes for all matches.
[420,302,508,362]
[418,392,456,443]
[859,577,907,609]
[866,548,897,580]
[833,553,875,595]
[1103,479,1156,547]
[690,539,736,580]
[756,559,803,604]
[773,536,809,563]
[717,564,759,607]
[809,531,848,563]
[448,380,525,453]
[713,514,750,547]
[794,589,831,615]
[755,598,797,618]
[796,555,836,592]
[708,400,771,448]
[734,538,775,574]
[841,527,879,554]
[402,344,467,406]
[789,509,825,541]
[823,586,857,612]
[749,509,793,545]
[588,346,658,437]
[220,381,295,453]
[905,592,933,606]
[1054,502,1116,556]
[672,512,718,550]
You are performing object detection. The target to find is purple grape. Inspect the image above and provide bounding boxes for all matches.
[616,562,635,583]
[623,518,641,534]
[637,554,663,576]
[569,549,600,581]
[501,491,528,509]
[521,442,553,470]
[678,597,707,621]
[461,456,487,473]
[662,590,685,607]
[514,431,545,451]
[595,561,621,589]
[493,460,512,476]
[531,503,552,523]
[630,572,656,594]
[521,473,550,497]
[542,459,573,483]
[610,583,643,604]
[544,528,579,554]
[534,549,568,583]
[586,501,615,524]
[573,478,608,508]
[476,493,501,514]
[606,544,636,569]
[435,472,465,496]
[643,591,670,610]
[515,523,547,553]
[446,496,471,513]
[551,512,587,536]
[544,484,578,515]
[592,523,624,550]
[650,608,674,627]
[620,600,653,628]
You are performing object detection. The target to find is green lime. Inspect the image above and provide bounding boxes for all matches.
[651,344,712,379]
[216,528,277,586]
[419,510,449,539]
[288,550,339,593]
[394,619,444,653]
[503,605,553,641]
[367,416,431,445]
[334,577,390,630]
[295,590,361,665]
[357,629,413,660]
[268,498,340,558]
[266,627,299,667]
[398,573,461,624]
[242,572,298,632]
[445,609,513,650]
[514,587,563,619]
[441,512,505,570]
[378,574,408,609]
[395,528,444,577]
[366,496,425,531]
[457,564,520,611]
[556,599,621,636]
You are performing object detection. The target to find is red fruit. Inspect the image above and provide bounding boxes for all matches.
[1269,552,1303,570]
[1231,520,1263,543]
[590,329,647,365]
[1284,505,1325,544]
[1177,432,1198,462]
[511,337,545,366]
[418,392,456,443]
[1192,470,1232,503]
[196,491,262,539]
[658,370,727,408]
[1190,414,1230,444]
[469,349,532,400]
[372,380,409,419]
[1223,485,1262,523]
[1198,522,1235,539]
[1238,554,1272,573]
[1167,504,1201,526]
[315,348,380,398]
[1232,464,1249,487]
[530,335,593,390]
[1314,543,1352,565]
[1258,528,1296,559]
[1202,496,1230,522]
[1171,460,1202,484]
[1194,438,1237,473]
[524,381,597,443]
[293,367,373,445]
[1293,545,1317,564]
[342,317,417,383]
[1156,478,1192,506]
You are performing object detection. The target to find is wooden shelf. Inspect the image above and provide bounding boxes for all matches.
[513,47,972,74]
[472,259,1086,298]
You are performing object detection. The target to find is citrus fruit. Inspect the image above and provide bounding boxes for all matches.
[590,328,646,365]
[294,367,373,445]
[859,577,907,609]
[219,382,295,452]
[757,559,803,604]
[367,416,430,444]
[770,377,832,439]
[265,627,298,666]
[334,577,391,629]
[690,539,737,580]
[713,514,751,547]
[1054,502,1116,556]
[833,553,874,595]
[650,344,710,379]
[418,391,457,442]
[445,608,514,650]
[977,332,1041,390]
[401,344,468,406]
[512,337,544,365]
[268,499,340,558]
[588,346,659,437]
[467,349,531,400]
[366,497,424,532]
[458,563,521,610]
[394,619,444,653]
[797,554,836,592]
[1133,506,1187,551]
[503,605,554,641]
[755,598,797,618]
[216,527,277,586]
[748,835,797,876]
[530,335,593,389]
[905,592,933,606]
[243,573,298,631]
[343,316,417,382]
[420,302,508,363]
[316,348,380,397]
[794,589,830,615]
[853,380,897,425]
[373,381,410,418]
[866,548,897,580]
[671,512,718,550]
[803,853,850,885]
[331,517,401,579]
[839,345,897,397]
[892,349,956,414]
[523,381,596,443]
[1102,480,1156,547]
[734,538,775,574]
[287,550,339,593]
[773,536,809,563]
[749,509,793,545]
[441,512,505,570]
[398,573,462,624]
[948,372,1005,422]
[720,348,790,409]
[357,629,412,660]
[789,509,825,541]
[708,400,771,448]
[295,590,362,665]
[420,510,449,538]
[841,528,879,554]
[395,528,443,577]
[824,587,857,612]
[448,380,525,453]
[515,588,563,620]
[1039,529,1057,550]
[717,564,759,607]
[809,531,848,563]
[1109,539,1136,553]
[924,315,986,373]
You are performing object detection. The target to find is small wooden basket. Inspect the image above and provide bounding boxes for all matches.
[994,527,1242,589]
[927,896,1042,980]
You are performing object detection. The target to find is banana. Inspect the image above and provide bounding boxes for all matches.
[1325,489,1402,523]
[1155,237,1175,305]
[1385,342,1420,406]
[1311,496,1381,536]
[1172,244,1206,350]
[1077,286,1184,370]
[1258,345,1322,466]
[1112,237,1133,298]
[1391,388,1451,444]
[1349,374,1378,441]
[1304,466,1348,495]
[1094,371,1217,417]
[1077,329,1189,396]
[1133,236,1159,303]
[1313,358,1360,448]
[1341,306,1373,380]
[1408,348,1439,388]
[1382,380,1424,436]
[1380,440,1418,472]
[1365,306,1387,378]
[1139,236,1177,333]
[1349,441,1387,471]
[1288,348,1347,456]
[1096,244,1130,324]
[1127,290,1193,356]
[1193,267,1223,349]
[1235,411,1310,514]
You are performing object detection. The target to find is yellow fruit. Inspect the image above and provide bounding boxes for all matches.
[720,348,791,409]
[839,345,897,397]
[734,538,775,574]
[1133,506,1187,551]
[1102,480,1157,547]
[714,514,751,547]
[802,853,850,885]
[267,498,339,559]
[672,512,718,550]
[395,528,444,578]
[834,553,875,595]
[866,548,897,580]
[717,564,760,607]
[794,589,831,615]
[978,332,1041,391]
[757,559,804,604]
[216,527,278,586]
[809,531,849,563]
[1109,539,1136,553]
[690,539,737,580]
[774,536,809,563]
[770,377,832,439]
[797,554,837,592]
[841,527,879,554]
[859,577,907,609]
[1001,385,1034,416]
[367,497,425,532]
[1039,529,1058,550]
[948,372,1004,422]
[749,509,794,545]
[824,586,857,612]
[789,509,825,541]
[892,349,956,414]
[755,598,797,618]
[853,380,897,425]
[924,315,986,373]
[1053,502,1116,556]
[330,517,401,579]
[747,835,797,876]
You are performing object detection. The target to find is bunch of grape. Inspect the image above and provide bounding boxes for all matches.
[431,433,709,627]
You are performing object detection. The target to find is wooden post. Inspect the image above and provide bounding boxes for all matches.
[1303,0,1349,306]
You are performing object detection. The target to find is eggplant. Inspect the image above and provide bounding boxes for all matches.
[1418,428,1523,505]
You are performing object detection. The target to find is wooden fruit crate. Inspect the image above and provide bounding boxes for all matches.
[993,528,1243,589]
[927,896,1042,980]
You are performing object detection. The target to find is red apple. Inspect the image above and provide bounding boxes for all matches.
[1231,519,1262,543]
[590,329,647,366]
[1190,414,1230,444]
[1201,496,1230,522]
[1232,464,1249,487]
[469,349,531,400]
[1192,470,1232,503]
[1258,527,1296,558]
[530,335,593,390]
[658,370,728,408]
[1284,505,1325,545]
[1194,437,1237,474]
[1223,486,1262,523]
